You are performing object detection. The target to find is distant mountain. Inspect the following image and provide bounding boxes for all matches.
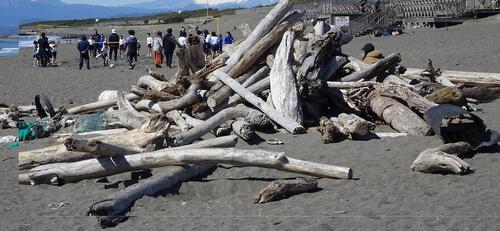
[0,0,158,29]
[128,0,278,11]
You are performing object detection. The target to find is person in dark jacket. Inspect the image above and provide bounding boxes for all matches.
[77,35,90,70]
[224,31,234,45]
[162,28,176,69]
[108,29,120,61]
[37,33,50,67]
[124,30,138,69]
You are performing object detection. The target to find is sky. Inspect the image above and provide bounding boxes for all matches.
[61,0,245,7]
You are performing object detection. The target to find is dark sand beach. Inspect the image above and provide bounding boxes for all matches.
[1,8,499,231]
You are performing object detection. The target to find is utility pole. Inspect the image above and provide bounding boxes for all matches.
[207,0,209,18]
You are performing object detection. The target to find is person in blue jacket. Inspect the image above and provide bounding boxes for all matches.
[224,31,234,45]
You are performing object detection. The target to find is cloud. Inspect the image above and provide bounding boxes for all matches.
[194,0,244,6]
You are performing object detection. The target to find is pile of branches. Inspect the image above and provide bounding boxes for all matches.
[14,0,500,228]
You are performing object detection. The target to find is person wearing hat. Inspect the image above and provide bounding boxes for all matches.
[108,29,120,62]
[361,43,384,64]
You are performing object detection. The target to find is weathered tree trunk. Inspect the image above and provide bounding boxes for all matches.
[222,0,292,71]
[67,94,140,114]
[171,104,271,146]
[137,75,170,92]
[375,84,438,114]
[402,68,500,87]
[145,66,167,81]
[326,81,378,89]
[368,92,431,136]
[255,178,318,204]
[270,30,303,124]
[337,113,374,136]
[158,82,202,113]
[130,86,179,101]
[86,164,215,228]
[102,92,149,129]
[188,43,205,71]
[177,46,190,77]
[213,70,305,134]
[411,142,473,174]
[64,138,138,158]
[341,53,401,82]
[231,120,255,141]
[19,148,353,185]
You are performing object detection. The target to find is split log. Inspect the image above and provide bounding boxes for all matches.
[368,92,431,136]
[86,164,215,228]
[255,178,318,204]
[338,113,374,136]
[137,75,170,92]
[64,138,138,158]
[222,0,292,71]
[231,120,255,141]
[411,142,473,174]
[171,104,271,146]
[158,82,202,113]
[130,86,179,101]
[375,84,438,114]
[341,53,401,82]
[241,66,270,88]
[19,148,354,185]
[212,70,305,134]
[103,92,148,129]
[326,81,378,89]
[67,94,140,114]
[270,30,303,124]
[227,11,303,79]
[318,116,348,144]
[293,39,308,64]
[165,110,191,132]
[186,59,224,83]
[402,68,500,87]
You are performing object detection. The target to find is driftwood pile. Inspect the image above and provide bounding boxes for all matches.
[11,0,500,228]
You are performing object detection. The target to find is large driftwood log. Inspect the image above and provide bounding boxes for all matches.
[411,142,473,174]
[227,11,302,78]
[130,86,179,101]
[270,30,303,124]
[375,85,437,114]
[222,0,292,71]
[326,81,378,89]
[165,110,191,132]
[171,104,271,146]
[64,138,138,158]
[368,92,431,136]
[20,148,353,185]
[318,116,348,143]
[137,75,170,92]
[213,70,305,134]
[402,68,500,87]
[341,53,401,82]
[67,94,140,114]
[86,164,215,228]
[231,120,255,141]
[255,178,318,204]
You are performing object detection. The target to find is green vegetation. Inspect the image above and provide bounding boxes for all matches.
[20,8,237,28]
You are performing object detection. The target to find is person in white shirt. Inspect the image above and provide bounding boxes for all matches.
[100,42,110,66]
[119,35,125,58]
[49,41,58,65]
[178,35,188,47]
[209,31,219,59]
[88,36,96,58]
[146,33,153,57]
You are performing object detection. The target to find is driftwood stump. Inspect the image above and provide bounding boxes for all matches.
[411,142,473,175]
[255,178,318,204]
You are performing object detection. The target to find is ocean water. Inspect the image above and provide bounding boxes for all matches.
[0,39,18,57]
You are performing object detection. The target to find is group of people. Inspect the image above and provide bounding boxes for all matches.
[359,0,382,12]
[32,33,58,68]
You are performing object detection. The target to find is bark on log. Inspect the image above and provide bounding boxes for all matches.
[67,94,140,114]
[171,104,271,146]
[64,138,138,158]
[86,164,215,228]
[177,46,191,77]
[270,30,303,124]
[213,70,305,134]
[222,0,292,72]
[402,68,500,87]
[231,120,255,141]
[19,148,353,185]
[368,92,431,136]
[318,116,348,143]
[137,75,170,92]
[130,86,179,101]
[158,82,202,113]
[255,178,318,204]
[341,53,401,82]
[411,142,473,174]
